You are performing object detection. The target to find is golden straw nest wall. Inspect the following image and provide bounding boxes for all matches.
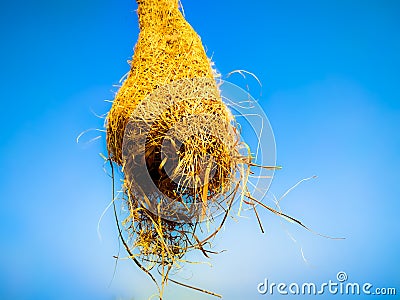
[106,0,216,165]
[105,0,240,274]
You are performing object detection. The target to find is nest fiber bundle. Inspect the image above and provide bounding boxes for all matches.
[106,0,247,297]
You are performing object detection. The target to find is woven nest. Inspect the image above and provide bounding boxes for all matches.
[101,1,333,298]
[105,0,249,298]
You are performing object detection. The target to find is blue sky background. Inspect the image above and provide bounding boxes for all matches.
[0,0,399,299]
